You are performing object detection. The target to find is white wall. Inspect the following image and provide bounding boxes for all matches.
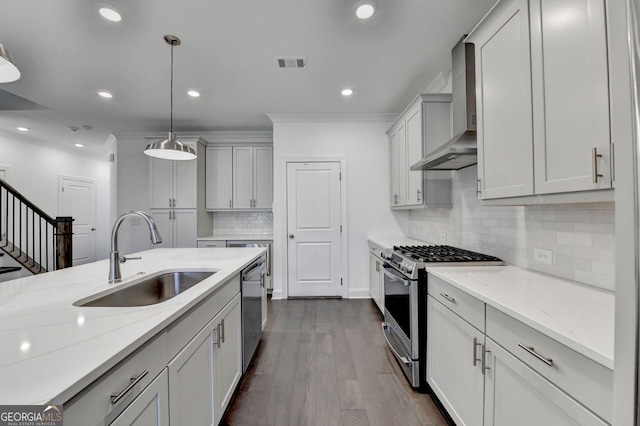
[0,133,113,261]
[270,118,409,299]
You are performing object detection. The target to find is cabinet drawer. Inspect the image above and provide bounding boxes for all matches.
[428,274,485,332]
[486,306,612,423]
[197,240,226,248]
[63,332,169,426]
[167,274,240,358]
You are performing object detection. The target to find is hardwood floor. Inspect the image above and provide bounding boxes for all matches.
[222,298,447,426]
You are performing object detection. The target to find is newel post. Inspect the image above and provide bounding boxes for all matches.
[55,217,73,270]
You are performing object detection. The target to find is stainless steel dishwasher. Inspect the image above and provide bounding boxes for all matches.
[227,241,272,290]
[241,254,267,373]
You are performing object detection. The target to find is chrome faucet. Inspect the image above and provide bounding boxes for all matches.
[109,211,163,283]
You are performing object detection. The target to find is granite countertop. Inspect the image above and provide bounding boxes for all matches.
[426,265,615,369]
[0,247,265,405]
[197,234,273,241]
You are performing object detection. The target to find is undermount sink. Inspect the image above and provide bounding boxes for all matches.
[75,271,216,307]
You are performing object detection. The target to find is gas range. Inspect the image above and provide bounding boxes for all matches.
[382,244,503,279]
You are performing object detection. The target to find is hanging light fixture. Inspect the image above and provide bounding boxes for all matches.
[144,35,196,161]
[0,43,21,83]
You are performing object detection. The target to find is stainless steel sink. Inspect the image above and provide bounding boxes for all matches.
[76,271,216,307]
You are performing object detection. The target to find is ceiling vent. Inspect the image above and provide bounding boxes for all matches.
[276,57,306,69]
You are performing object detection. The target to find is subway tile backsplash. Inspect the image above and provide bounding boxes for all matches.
[212,211,273,235]
[409,166,615,291]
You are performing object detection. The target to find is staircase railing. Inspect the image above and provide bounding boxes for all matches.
[0,178,73,273]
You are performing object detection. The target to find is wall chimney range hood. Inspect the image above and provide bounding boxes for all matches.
[411,37,477,171]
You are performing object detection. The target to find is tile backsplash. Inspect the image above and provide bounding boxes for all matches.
[410,166,615,291]
[212,211,273,235]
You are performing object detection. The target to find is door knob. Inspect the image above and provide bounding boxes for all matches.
[289,234,295,239]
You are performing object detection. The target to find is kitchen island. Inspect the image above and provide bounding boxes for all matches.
[0,247,265,408]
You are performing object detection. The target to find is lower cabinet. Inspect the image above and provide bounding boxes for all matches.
[110,369,169,426]
[168,292,242,426]
[151,210,197,248]
[369,252,384,313]
[483,338,607,426]
[427,295,484,426]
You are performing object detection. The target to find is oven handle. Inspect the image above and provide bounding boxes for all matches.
[381,322,411,365]
[382,265,411,286]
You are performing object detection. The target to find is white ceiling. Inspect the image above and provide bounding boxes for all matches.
[0,0,495,157]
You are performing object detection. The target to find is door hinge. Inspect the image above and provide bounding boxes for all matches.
[341,278,343,286]
[340,225,342,233]
[339,172,342,181]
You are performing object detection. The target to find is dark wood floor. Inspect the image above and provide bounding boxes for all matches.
[223,298,447,426]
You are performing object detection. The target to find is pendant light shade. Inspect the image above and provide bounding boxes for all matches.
[144,35,196,161]
[0,43,21,83]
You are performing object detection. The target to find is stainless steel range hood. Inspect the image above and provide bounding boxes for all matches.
[411,37,477,171]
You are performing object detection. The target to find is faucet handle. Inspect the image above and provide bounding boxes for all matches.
[119,256,142,264]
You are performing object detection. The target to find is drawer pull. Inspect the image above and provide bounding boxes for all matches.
[518,343,553,366]
[439,293,456,304]
[111,370,149,404]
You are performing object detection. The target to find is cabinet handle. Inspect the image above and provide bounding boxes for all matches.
[111,370,149,404]
[260,273,265,288]
[472,337,482,367]
[213,325,221,348]
[394,194,398,204]
[169,198,172,207]
[439,293,456,304]
[610,143,615,183]
[417,189,421,202]
[477,179,481,196]
[518,343,553,366]
[482,345,490,375]
[375,261,380,272]
[219,319,225,344]
[592,147,603,183]
[173,198,176,207]
[229,199,232,208]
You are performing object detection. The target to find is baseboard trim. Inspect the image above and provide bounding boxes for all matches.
[271,289,284,300]
[348,288,372,299]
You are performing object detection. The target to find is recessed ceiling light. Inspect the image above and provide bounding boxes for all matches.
[98,90,113,99]
[98,5,122,22]
[355,1,377,19]
[75,144,84,148]
[16,126,29,132]
[341,88,353,96]
[187,90,200,97]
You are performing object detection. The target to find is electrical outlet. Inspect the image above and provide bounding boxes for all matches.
[440,232,447,242]
[130,217,141,226]
[534,248,553,265]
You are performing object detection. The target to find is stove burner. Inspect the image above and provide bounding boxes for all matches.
[393,245,502,263]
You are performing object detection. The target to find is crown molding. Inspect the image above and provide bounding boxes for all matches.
[114,130,273,144]
[267,113,399,123]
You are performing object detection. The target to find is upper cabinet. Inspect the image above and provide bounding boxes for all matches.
[206,145,273,211]
[387,94,453,209]
[150,140,202,209]
[468,0,615,202]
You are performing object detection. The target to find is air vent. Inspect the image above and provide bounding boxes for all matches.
[276,57,307,69]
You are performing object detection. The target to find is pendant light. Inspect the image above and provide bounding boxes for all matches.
[0,43,21,83]
[144,35,196,161]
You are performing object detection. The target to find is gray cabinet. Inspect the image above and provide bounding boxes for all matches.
[110,369,170,426]
[387,94,452,209]
[206,147,233,210]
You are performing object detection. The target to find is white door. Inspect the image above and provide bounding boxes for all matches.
[287,162,342,297]
[60,177,96,265]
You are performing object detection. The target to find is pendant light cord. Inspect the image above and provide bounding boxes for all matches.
[170,42,174,133]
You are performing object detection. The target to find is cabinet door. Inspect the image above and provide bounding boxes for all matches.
[427,296,484,426]
[484,338,607,426]
[168,318,215,426]
[206,147,233,210]
[369,254,383,312]
[173,210,197,248]
[254,146,273,209]
[531,0,611,194]
[212,293,243,425]
[149,158,173,209]
[174,142,198,208]
[261,275,267,330]
[405,103,424,206]
[150,210,173,248]
[472,0,534,199]
[396,122,408,206]
[233,147,253,209]
[389,129,401,206]
[110,369,169,426]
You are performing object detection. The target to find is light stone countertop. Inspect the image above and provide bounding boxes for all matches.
[0,247,265,405]
[368,236,430,250]
[197,234,273,241]
[426,266,614,369]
